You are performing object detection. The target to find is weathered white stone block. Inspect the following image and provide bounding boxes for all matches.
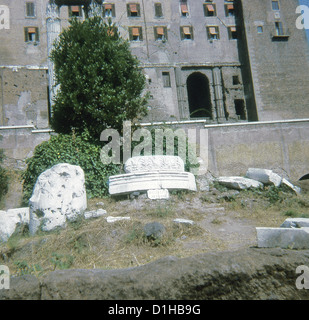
[109,171,196,195]
[173,218,195,225]
[0,208,30,242]
[147,189,169,200]
[6,207,30,225]
[84,209,107,220]
[105,216,131,223]
[109,156,197,195]
[0,211,20,242]
[280,218,309,228]
[124,155,184,173]
[246,168,282,187]
[256,227,309,249]
[281,178,301,194]
[29,163,87,234]
[217,176,263,190]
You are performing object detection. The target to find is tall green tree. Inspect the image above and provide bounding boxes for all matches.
[50,17,148,140]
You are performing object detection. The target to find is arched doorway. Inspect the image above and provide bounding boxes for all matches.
[299,174,309,180]
[186,72,212,119]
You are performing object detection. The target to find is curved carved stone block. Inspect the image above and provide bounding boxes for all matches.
[124,155,185,173]
[109,156,196,195]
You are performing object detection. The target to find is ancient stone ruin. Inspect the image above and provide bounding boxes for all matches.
[108,155,197,198]
[216,167,301,193]
[256,218,309,249]
[29,163,87,234]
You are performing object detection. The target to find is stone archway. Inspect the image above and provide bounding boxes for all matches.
[186,72,212,119]
[299,173,309,180]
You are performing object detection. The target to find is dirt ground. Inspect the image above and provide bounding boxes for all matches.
[1,172,308,276]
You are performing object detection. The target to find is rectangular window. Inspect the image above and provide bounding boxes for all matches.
[232,75,240,85]
[272,1,280,10]
[69,6,82,17]
[180,26,194,40]
[154,3,163,18]
[127,3,141,17]
[26,2,35,17]
[162,72,171,87]
[129,27,143,41]
[204,4,216,17]
[180,2,189,17]
[257,26,263,34]
[154,26,168,41]
[275,21,284,35]
[103,4,115,17]
[228,26,238,40]
[24,27,39,42]
[225,3,235,17]
[207,26,219,40]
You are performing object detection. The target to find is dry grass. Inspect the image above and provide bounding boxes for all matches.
[0,180,308,278]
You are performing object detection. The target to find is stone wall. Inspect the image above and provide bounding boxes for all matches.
[205,119,309,181]
[1,119,308,181]
[0,126,53,169]
[0,67,49,127]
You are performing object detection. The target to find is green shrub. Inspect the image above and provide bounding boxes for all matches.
[50,16,148,140]
[50,253,74,270]
[0,149,9,202]
[14,261,44,277]
[22,131,122,202]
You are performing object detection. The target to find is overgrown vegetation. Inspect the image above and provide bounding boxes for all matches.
[0,150,9,203]
[22,131,122,202]
[2,182,309,277]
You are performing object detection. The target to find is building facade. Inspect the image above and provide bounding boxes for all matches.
[0,0,308,129]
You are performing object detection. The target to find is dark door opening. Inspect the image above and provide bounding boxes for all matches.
[187,72,212,119]
[234,99,246,120]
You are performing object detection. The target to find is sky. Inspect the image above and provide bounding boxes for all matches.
[298,0,309,42]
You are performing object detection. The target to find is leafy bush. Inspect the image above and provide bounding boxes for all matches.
[50,16,148,140]
[0,149,9,202]
[22,131,122,202]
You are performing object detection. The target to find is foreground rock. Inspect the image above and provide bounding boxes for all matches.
[1,248,308,300]
[281,178,301,194]
[29,163,87,234]
[0,208,29,242]
[217,176,263,190]
[144,222,166,240]
[280,218,309,228]
[256,227,309,249]
[246,168,301,193]
[257,218,309,249]
[246,168,282,187]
